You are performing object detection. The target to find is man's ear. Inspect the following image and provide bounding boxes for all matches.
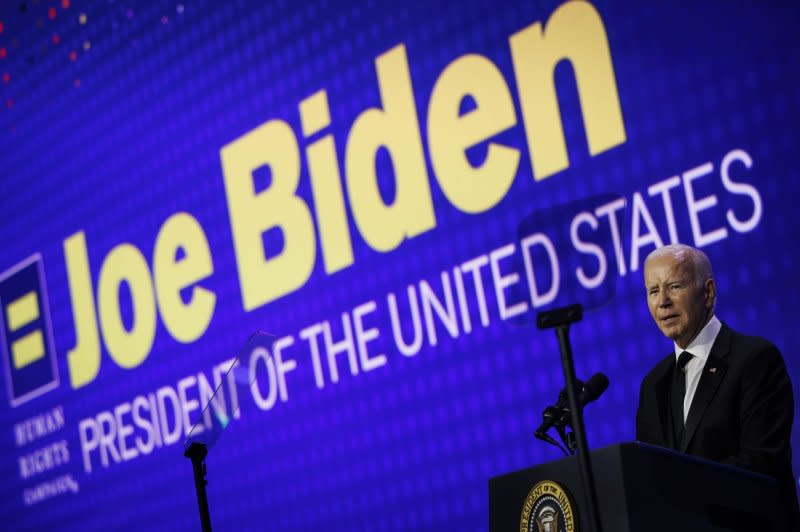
[704,278,716,309]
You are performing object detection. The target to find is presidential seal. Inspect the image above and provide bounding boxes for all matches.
[519,480,577,532]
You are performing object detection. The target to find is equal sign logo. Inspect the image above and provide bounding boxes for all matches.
[0,255,60,407]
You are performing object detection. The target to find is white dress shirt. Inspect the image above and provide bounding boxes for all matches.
[674,315,722,422]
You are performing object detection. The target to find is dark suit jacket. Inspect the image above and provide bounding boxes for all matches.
[636,322,800,529]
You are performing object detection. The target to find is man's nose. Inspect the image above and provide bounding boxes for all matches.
[657,290,671,307]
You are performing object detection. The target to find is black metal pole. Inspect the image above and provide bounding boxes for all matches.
[554,323,603,532]
[184,442,213,532]
[537,304,602,532]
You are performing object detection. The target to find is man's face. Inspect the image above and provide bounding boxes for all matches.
[644,252,714,348]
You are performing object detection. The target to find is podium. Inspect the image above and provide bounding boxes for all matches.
[489,442,787,532]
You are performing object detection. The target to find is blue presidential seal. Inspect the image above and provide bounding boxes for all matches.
[519,480,577,532]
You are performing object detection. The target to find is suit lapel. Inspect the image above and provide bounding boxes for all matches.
[652,357,676,448]
[680,324,731,452]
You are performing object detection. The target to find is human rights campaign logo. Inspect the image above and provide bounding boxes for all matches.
[0,255,59,407]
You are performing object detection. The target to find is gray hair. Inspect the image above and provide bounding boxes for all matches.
[645,244,714,285]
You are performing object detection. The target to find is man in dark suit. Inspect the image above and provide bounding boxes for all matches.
[636,244,799,529]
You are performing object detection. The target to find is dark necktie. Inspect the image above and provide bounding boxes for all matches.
[671,351,694,445]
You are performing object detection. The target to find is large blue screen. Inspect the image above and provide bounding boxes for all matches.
[1,1,798,529]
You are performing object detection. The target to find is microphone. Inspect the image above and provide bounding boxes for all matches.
[552,373,609,429]
[534,379,583,439]
[576,373,609,408]
[534,373,609,438]
[538,382,579,434]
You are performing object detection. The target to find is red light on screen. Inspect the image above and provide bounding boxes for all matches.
[69,50,76,61]
[62,0,71,8]
[0,48,6,59]
[2,72,9,84]
[48,7,56,20]
[52,34,60,45]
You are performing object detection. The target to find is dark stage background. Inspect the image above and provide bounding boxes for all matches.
[1,1,798,529]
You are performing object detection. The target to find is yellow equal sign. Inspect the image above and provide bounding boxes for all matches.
[5,291,45,369]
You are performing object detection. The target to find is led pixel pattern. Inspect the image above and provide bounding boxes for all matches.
[0,1,799,530]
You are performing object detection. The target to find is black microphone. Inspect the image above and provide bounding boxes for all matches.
[535,373,609,438]
[581,372,609,405]
[553,373,610,429]
[534,378,584,439]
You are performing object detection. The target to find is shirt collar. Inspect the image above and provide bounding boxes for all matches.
[674,314,721,363]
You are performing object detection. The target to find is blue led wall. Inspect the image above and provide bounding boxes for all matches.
[1,1,798,529]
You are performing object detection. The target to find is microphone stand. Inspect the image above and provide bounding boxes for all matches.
[537,304,603,532]
[185,442,213,532]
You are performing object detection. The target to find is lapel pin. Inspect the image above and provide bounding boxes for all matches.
[709,367,717,373]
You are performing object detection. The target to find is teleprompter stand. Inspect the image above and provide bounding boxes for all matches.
[537,303,603,532]
[184,442,212,532]
[181,331,275,532]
